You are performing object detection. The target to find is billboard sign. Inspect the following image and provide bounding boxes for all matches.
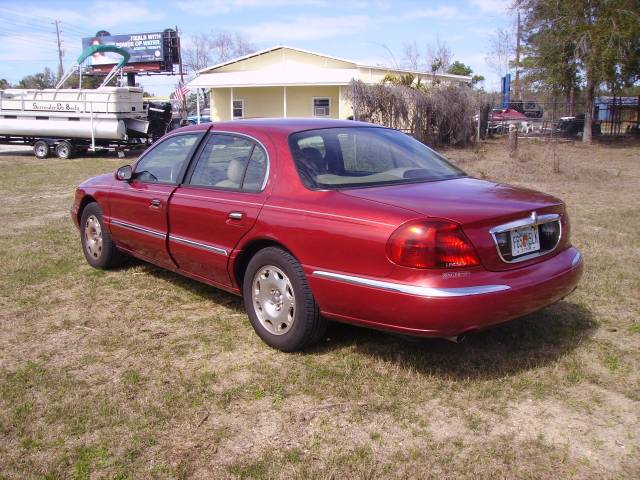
[82,32,164,66]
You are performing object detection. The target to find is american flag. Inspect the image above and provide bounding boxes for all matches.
[174,81,189,102]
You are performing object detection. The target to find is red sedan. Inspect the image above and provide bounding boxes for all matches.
[71,119,583,351]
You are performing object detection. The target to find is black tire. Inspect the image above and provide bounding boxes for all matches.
[55,141,74,159]
[80,202,125,269]
[243,247,327,352]
[33,140,50,159]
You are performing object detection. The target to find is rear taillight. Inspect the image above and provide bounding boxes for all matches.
[386,220,480,269]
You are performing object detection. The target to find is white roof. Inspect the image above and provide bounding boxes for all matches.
[189,67,359,89]
[189,45,471,89]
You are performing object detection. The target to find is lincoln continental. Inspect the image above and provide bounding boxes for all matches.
[71,118,583,351]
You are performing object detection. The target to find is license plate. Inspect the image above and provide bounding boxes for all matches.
[510,225,540,257]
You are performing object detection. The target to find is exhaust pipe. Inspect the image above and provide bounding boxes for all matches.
[445,333,470,344]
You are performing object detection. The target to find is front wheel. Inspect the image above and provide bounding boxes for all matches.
[243,247,327,351]
[80,202,125,269]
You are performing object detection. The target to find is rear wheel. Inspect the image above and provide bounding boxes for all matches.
[243,247,327,351]
[80,202,125,269]
[33,140,50,159]
[55,141,74,159]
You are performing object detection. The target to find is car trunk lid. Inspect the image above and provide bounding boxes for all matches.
[340,177,566,271]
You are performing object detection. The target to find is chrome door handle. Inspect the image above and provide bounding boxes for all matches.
[150,199,161,209]
[228,211,244,220]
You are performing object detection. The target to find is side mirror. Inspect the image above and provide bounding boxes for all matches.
[115,165,132,181]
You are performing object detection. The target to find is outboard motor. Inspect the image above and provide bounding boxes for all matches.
[146,101,173,141]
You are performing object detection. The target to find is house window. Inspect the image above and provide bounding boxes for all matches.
[232,99,244,119]
[313,98,331,117]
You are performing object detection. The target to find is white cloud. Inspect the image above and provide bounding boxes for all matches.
[86,1,166,28]
[468,0,508,13]
[235,5,459,44]
[176,0,328,14]
[410,5,458,19]
[0,2,165,32]
[238,14,372,43]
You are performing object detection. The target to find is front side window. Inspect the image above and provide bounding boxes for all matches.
[289,127,465,189]
[189,134,268,191]
[233,99,244,119]
[134,133,200,184]
[313,98,330,117]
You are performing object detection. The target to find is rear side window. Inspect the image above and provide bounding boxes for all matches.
[188,134,268,191]
[134,133,200,184]
[289,127,465,189]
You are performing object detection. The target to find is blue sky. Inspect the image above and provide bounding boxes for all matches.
[0,0,513,95]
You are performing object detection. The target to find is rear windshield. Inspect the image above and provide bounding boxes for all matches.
[288,127,466,189]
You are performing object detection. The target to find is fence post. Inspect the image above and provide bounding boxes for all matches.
[508,124,518,157]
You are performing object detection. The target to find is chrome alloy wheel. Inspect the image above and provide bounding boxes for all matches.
[35,143,48,157]
[251,265,296,335]
[84,214,103,260]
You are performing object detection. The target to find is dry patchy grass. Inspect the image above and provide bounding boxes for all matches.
[0,140,638,479]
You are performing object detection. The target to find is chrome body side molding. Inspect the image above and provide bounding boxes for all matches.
[571,250,582,267]
[168,234,228,256]
[110,219,165,239]
[312,271,510,298]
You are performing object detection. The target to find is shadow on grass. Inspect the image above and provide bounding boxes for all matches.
[313,300,597,380]
[0,149,33,157]
[135,261,244,311]
[129,260,596,380]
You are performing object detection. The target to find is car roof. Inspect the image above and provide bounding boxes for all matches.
[170,117,382,136]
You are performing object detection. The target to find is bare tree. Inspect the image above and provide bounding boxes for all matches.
[183,30,256,73]
[485,27,515,78]
[426,37,452,74]
[400,38,451,74]
[402,41,421,70]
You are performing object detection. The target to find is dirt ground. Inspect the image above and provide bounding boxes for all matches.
[0,138,638,479]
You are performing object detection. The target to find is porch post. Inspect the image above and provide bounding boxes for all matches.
[196,89,201,124]
[230,87,234,121]
[284,86,287,118]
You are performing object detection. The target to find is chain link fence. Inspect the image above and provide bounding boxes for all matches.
[485,97,640,140]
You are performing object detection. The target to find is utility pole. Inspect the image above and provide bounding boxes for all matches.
[53,20,64,81]
[515,10,521,100]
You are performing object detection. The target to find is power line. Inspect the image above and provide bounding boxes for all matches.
[0,9,93,36]
[0,35,59,50]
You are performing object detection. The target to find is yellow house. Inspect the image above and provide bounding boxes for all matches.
[187,46,472,121]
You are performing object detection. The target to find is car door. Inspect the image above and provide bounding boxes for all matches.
[109,132,204,268]
[168,132,271,286]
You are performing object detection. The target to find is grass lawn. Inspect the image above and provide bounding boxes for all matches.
[0,139,638,479]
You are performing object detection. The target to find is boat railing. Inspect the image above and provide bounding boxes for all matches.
[0,89,140,115]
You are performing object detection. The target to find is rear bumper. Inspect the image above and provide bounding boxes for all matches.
[308,247,584,338]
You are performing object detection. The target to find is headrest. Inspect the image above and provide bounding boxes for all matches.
[300,147,326,172]
[227,158,245,183]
